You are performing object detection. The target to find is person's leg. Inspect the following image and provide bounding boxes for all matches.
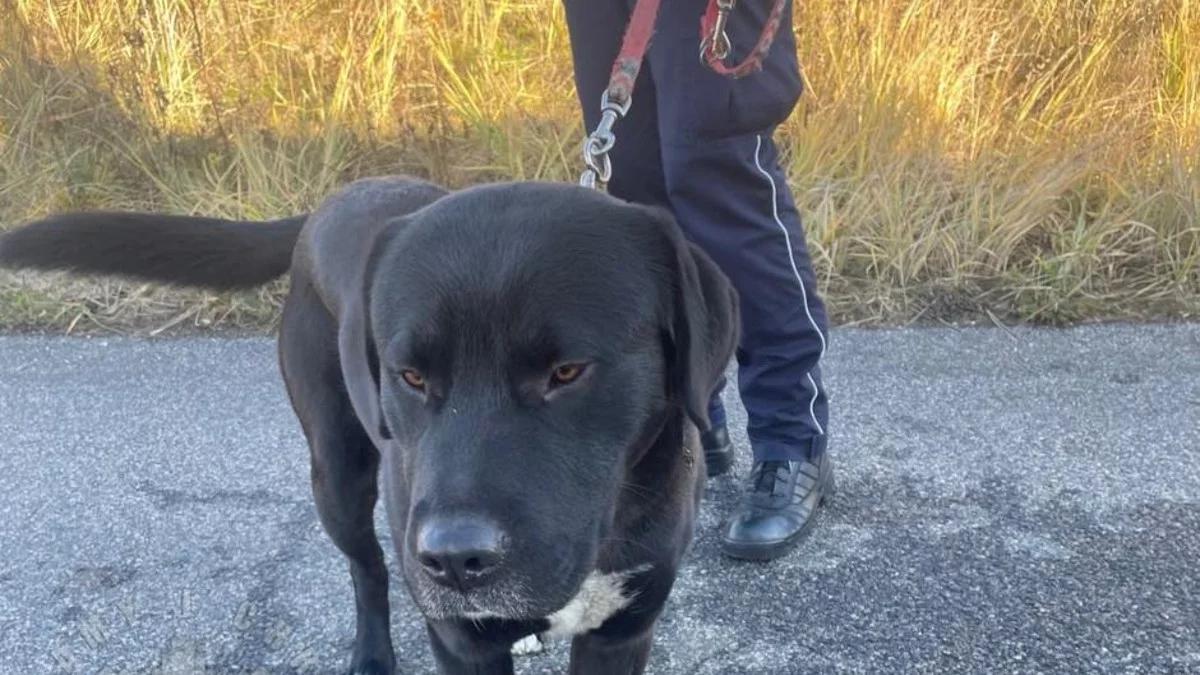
[563,0,734,476]
[665,133,829,455]
[649,0,834,559]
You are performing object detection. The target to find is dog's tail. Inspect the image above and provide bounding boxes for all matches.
[0,212,307,290]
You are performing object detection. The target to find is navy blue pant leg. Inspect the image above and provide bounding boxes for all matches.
[659,133,830,461]
[563,0,829,461]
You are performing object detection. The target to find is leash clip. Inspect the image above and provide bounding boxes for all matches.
[700,0,735,62]
[579,91,632,191]
[577,0,661,190]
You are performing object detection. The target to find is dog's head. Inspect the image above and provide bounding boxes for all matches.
[340,182,737,621]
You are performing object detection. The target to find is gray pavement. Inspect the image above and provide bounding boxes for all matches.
[1,324,1198,674]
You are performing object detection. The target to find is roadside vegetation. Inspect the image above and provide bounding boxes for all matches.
[1,0,1196,332]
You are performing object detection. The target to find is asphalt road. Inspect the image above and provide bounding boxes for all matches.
[1,324,1198,674]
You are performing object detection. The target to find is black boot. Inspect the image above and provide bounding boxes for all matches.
[701,425,733,477]
[721,448,835,560]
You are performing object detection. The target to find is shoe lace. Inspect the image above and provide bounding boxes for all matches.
[749,460,791,497]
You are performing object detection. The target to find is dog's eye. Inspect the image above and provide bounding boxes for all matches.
[549,363,586,387]
[400,369,426,391]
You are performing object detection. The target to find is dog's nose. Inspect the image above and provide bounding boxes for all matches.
[415,517,505,591]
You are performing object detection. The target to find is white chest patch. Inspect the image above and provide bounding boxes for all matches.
[510,634,545,655]
[542,565,651,639]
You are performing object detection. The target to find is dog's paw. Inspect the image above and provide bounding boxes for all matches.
[510,634,545,657]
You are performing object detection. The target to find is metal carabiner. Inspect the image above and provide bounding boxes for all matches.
[701,0,735,61]
[578,91,631,190]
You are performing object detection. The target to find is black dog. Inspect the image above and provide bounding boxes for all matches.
[0,177,738,674]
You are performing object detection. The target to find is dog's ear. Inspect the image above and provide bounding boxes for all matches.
[338,293,390,446]
[310,217,401,449]
[338,226,401,447]
[673,241,740,431]
[642,206,740,431]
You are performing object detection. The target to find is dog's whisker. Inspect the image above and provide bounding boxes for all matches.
[618,480,658,501]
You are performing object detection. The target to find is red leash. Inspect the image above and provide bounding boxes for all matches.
[579,0,788,189]
[579,0,662,189]
[700,0,789,78]
[607,0,663,109]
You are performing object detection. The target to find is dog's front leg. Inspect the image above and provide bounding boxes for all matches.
[426,621,517,675]
[278,289,395,674]
[568,630,655,675]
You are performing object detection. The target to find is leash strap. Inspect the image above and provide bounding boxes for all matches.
[580,0,663,190]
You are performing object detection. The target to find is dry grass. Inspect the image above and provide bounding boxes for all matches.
[0,0,1196,332]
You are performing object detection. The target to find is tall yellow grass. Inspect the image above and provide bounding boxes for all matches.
[0,0,1196,329]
